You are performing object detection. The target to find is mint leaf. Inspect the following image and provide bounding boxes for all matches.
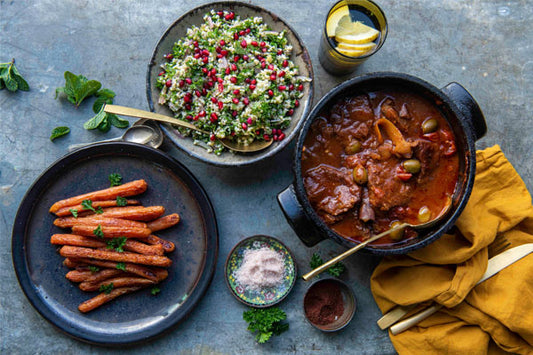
[93,88,116,113]
[0,59,29,92]
[50,126,70,141]
[55,71,101,107]
[108,113,129,128]
[83,108,107,130]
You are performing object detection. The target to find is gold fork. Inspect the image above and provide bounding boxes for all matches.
[376,234,513,330]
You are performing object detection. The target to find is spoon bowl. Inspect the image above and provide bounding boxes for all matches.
[104,104,273,153]
[302,199,453,281]
[68,124,160,151]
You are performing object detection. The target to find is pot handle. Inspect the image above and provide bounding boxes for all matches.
[277,184,325,247]
[442,82,487,141]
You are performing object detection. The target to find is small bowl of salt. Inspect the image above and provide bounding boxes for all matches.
[225,235,297,308]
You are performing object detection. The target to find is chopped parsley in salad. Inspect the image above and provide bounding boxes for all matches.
[156,10,310,154]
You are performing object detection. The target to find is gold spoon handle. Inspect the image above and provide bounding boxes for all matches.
[104,104,209,134]
[301,223,409,281]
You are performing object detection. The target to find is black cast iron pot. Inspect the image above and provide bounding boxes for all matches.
[278,72,487,255]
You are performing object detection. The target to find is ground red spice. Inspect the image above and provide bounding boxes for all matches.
[304,280,344,325]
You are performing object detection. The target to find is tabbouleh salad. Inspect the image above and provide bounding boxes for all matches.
[156,9,310,154]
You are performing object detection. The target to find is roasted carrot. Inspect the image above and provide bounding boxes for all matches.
[65,270,93,283]
[97,206,165,221]
[78,286,145,313]
[123,240,164,256]
[79,276,155,292]
[63,258,82,269]
[69,258,165,282]
[146,235,176,253]
[52,234,106,248]
[71,225,152,239]
[54,199,141,217]
[59,246,172,267]
[147,213,180,232]
[84,268,126,284]
[54,216,147,229]
[49,179,147,213]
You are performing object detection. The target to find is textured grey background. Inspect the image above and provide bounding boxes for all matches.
[1,0,532,353]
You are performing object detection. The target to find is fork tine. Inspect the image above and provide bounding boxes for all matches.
[488,234,511,258]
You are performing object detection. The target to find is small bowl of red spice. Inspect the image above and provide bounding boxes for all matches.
[303,278,356,332]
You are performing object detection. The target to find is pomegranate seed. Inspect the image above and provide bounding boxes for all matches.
[251,41,258,47]
[245,28,251,34]
[263,134,270,141]
[202,88,207,96]
[249,84,256,90]
[210,134,216,141]
[232,111,238,117]
[243,97,249,105]
[282,60,288,67]
[225,67,231,75]
[219,40,226,46]
[232,98,239,104]
[202,68,208,74]
[242,55,249,61]
[202,49,209,56]
[231,131,236,136]
[225,14,232,21]
[273,135,279,141]
[178,80,185,87]
[215,46,221,54]
[277,50,283,55]
[270,74,276,81]
[287,109,294,116]
[194,47,200,53]
[195,90,201,97]
[234,55,240,62]
[245,78,251,83]
[211,68,217,75]
[251,79,257,85]
[297,84,304,91]
[194,53,200,59]
[247,117,253,124]
[230,77,237,83]
[294,99,299,107]
[262,47,267,52]
[217,11,223,17]
[210,113,218,122]
[289,84,294,91]
[207,81,214,88]
[234,32,239,40]
[233,89,240,95]
[216,54,222,59]
[261,62,266,69]
[239,30,245,36]
[220,49,228,56]
[218,83,224,92]
[193,115,199,121]
[165,80,172,87]
[279,133,285,140]
[193,41,198,47]
[231,64,237,71]
[211,97,218,103]
[218,101,224,110]
[217,77,223,83]
[185,78,192,84]
[256,55,263,61]
[183,94,191,103]
[185,104,191,110]
[256,130,260,135]
[165,54,174,60]
[202,57,208,64]
[198,110,206,117]
[268,64,274,70]
[241,123,248,130]
[260,41,266,47]
[186,114,193,120]
[278,71,285,77]
[268,89,274,97]
[240,40,247,48]
[229,12,234,19]
[158,71,165,76]
[278,85,286,91]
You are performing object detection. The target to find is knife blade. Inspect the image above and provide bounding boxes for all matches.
[388,243,533,335]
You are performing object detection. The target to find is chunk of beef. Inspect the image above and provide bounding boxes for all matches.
[304,165,361,219]
[367,159,414,211]
[413,139,440,178]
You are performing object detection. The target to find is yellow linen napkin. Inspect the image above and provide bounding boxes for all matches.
[370,145,533,355]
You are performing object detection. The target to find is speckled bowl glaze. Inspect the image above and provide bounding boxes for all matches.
[225,235,297,308]
[279,72,487,255]
[147,1,314,167]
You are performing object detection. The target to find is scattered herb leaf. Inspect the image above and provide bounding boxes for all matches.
[50,126,70,141]
[0,59,29,92]
[83,106,128,132]
[92,88,115,113]
[116,196,127,207]
[99,283,114,294]
[89,266,100,273]
[151,287,161,296]
[310,252,346,278]
[115,262,126,271]
[243,307,289,344]
[106,237,127,252]
[93,224,104,239]
[81,199,103,214]
[108,173,122,187]
[55,71,101,107]
[69,208,78,218]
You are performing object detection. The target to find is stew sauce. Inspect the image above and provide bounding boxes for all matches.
[302,90,459,244]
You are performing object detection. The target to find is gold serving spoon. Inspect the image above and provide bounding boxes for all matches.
[104,104,273,153]
[302,198,453,281]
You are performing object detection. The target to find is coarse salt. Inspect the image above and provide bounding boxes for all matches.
[234,247,285,291]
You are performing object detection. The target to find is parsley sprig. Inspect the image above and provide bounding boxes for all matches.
[106,237,127,252]
[243,307,289,344]
[81,199,103,214]
[99,283,114,294]
[310,252,346,278]
[0,59,29,92]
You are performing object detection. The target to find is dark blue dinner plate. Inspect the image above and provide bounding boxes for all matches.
[11,142,218,346]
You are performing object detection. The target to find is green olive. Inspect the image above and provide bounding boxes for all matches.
[345,140,362,155]
[422,118,438,134]
[403,159,421,174]
[352,164,368,185]
[389,221,405,241]
[418,206,432,223]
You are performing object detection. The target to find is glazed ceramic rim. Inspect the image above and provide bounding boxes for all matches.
[146,1,314,167]
[224,235,297,308]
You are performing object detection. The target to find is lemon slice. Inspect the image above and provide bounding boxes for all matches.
[326,6,350,36]
[337,41,376,51]
[335,18,380,44]
[335,46,373,57]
